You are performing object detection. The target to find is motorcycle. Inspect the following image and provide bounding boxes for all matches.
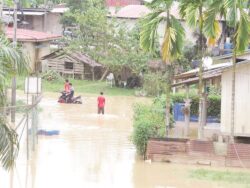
[58,91,82,104]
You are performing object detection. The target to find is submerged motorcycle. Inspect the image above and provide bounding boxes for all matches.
[58,91,82,104]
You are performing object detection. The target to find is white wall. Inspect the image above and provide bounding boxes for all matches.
[221,62,250,136]
[21,41,51,72]
[114,17,199,46]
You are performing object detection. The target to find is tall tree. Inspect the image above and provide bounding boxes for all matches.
[0,35,29,170]
[65,0,151,81]
[179,0,220,138]
[204,0,250,141]
[140,0,185,135]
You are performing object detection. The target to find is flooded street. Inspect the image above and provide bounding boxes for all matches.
[0,93,248,188]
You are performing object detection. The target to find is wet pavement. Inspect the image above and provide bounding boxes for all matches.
[0,93,248,188]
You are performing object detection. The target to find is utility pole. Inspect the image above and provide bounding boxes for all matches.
[43,0,47,31]
[11,0,18,123]
[0,0,3,18]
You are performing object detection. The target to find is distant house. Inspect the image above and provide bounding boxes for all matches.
[108,3,210,44]
[5,27,61,72]
[3,6,68,35]
[41,50,103,80]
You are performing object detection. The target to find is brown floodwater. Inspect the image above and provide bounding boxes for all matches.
[0,93,249,188]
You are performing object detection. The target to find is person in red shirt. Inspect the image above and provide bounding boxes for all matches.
[64,79,70,93]
[97,92,105,114]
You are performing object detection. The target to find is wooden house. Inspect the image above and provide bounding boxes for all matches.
[41,50,103,80]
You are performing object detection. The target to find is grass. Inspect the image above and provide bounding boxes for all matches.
[15,76,136,96]
[190,169,250,185]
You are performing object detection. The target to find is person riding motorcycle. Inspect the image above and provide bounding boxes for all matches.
[66,83,74,103]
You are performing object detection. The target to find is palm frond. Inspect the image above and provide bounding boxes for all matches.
[204,0,224,38]
[235,10,250,53]
[179,0,200,28]
[0,116,19,170]
[140,10,164,53]
[169,16,185,58]
[161,16,185,63]
[146,0,173,10]
[207,20,221,46]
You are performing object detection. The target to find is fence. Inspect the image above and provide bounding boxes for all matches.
[1,94,42,160]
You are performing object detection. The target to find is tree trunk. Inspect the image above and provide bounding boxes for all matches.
[198,5,205,139]
[165,65,173,136]
[100,68,109,81]
[165,83,171,136]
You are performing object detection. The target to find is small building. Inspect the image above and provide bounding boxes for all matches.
[173,53,250,139]
[41,50,103,80]
[5,27,61,72]
[3,6,68,35]
[221,60,250,138]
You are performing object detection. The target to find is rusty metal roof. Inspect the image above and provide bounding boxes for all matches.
[42,50,103,67]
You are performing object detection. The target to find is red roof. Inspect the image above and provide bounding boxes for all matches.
[5,27,61,42]
[106,0,141,7]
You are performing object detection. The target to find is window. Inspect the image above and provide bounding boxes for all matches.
[65,62,73,70]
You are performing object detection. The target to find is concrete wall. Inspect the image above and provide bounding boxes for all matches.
[46,13,63,35]
[19,14,63,35]
[21,41,51,72]
[221,62,250,136]
[32,15,44,31]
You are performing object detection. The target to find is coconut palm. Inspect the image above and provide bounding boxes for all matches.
[0,35,29,170]
[140,0,185,135]
[204,0,250,140]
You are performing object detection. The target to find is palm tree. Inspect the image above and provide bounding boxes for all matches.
[140,0,185,135]
[0,35,29,170]
[204,0,250,141]
[179,0,219,139]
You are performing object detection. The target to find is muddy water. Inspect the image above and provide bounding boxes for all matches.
[0,94,248,188]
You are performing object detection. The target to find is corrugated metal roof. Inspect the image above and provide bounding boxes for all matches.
[3,11,45,16]
[51,7,69,13]
[5,27,61,42]
[42,50,103,67]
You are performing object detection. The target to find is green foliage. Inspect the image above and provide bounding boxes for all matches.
[0,35,29,170]
[41,70,64,82]
[0,116,19,170]
[171,93,221,117]
[63,1,152,76]
[143,72,167,96]
[140,0,185,62]
[174,43,196,72]
[204,0,250,53]
[132,102,166,156]
[190,169,250,185]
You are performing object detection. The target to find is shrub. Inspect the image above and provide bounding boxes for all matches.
[170,93,221,118]
[132,103,166,157]
[41,70,64,82]
[142,72,167,96]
